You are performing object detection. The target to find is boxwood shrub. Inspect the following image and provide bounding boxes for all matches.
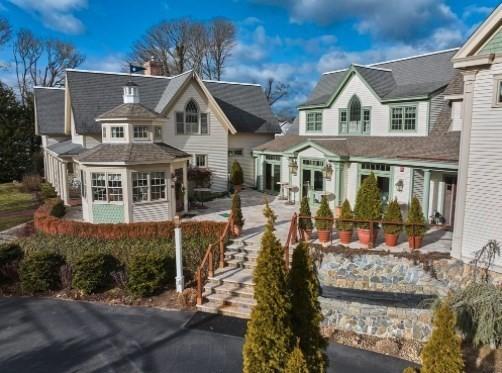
[0,243,24,283]
[72,252,120,294]
[127,251,175,297]
[20,251,65,293]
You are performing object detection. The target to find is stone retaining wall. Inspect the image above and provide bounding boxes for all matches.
[320,297,432,342]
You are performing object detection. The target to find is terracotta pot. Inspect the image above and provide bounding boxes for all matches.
[302,229,312,241]
[233,225,242,237]
[234,184,242,193]
[357,228,378,246]
[318,230,331,243]
[384,233,399,247]
[338,230,352,245]
[408,236,423,250]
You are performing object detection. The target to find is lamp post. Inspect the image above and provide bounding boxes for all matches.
[174,215,184,293]
[323,162,333,180]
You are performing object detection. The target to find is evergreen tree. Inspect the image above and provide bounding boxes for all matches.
[285,342,309,373]
[354,173,381,229]
[406,196,427,236]
[421,302,464,373]
[230,160,244,186]
[289,242,328,373]
[0,86,40,182]
[383,198,403,235]
[231,192,244,227]
[298,196,313,231]
[336,199,353,232]
[243,202,293,373]
[315,196,333,231]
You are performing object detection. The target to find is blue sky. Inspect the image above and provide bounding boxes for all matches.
[0,0,499,112]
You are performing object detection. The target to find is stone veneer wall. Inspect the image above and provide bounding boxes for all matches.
[317,252,502,342]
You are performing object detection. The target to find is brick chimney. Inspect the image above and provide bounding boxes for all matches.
[143,57,162,76]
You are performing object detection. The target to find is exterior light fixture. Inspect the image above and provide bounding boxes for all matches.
[289,158,298,175]
[395,179,404,192]
[323,162,333,180]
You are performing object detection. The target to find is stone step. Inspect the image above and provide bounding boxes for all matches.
[206,292,256,308]
[203,281,255,298]
[209,267,255,286]
[225,258,256,270]
[196,301,251,319]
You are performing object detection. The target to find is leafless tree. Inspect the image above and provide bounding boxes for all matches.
[0,17,11,46]
[264,78,290,106]
[205,19,235,80]
[188,21,209,76]
[13,29,84,104]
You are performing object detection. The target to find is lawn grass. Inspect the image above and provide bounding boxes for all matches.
[0,183,39,231]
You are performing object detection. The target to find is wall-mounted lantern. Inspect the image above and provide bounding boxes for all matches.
[323,162,333,180]
[395,179,404,192]
[289,158,298,175]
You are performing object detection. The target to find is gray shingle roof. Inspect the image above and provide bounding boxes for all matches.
[66,70,279,135]
[78,143,189,163]
[255,133,460,164]
[34,87,66,135]
[301,49,459,107]
[47,140,84,156]
[97,103,164,120]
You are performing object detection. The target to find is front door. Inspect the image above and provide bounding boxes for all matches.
[301,160,325,206]
[264,162,281,194]
[360,174,391,205]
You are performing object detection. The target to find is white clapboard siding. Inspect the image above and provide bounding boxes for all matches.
[132,201,170,222]
[228,133,274,186]
[461,62,502,269]
[299,73,429,137]
[163,81,229,192]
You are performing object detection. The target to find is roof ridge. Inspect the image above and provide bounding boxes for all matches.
[202,79,261,87]
[66,68,173,80]
[322,68,349,76]
[370,47,460,66]
[352,63,392,72]
[34,86,65,90]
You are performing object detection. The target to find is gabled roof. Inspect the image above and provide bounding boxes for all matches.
[47,140,84,156]
[300,48,459,108]
[78,142,190,164]
[97,103,165,121]
[34,87,66,135]
[65,69,280,135]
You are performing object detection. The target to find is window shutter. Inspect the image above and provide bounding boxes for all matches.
[200,113,209,134]
[176,112,184,134]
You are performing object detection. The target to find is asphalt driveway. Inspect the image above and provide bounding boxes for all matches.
[0,297,415,373]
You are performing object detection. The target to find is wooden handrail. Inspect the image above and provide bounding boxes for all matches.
[283,212,298,270]
[196,212,234,305]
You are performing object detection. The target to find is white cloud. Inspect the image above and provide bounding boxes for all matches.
[8,0,87,34]
[83,53,127,73]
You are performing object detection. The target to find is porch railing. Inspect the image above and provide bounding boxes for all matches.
[283,212,298,269]
[196,212,234,305]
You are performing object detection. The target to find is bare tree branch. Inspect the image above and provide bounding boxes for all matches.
[206,19,235,80]
[0,17,11,46]
[264,78,290,106]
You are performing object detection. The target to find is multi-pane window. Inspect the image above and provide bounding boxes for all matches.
[496,80,502,104]
[176,112,185,134]
[228,149,244,156]
[361,163,391,172]
[391,106,416,131]
[265,155,281,161]
[200,113,209,134]
[132,172,149,202]
[349,96,361,122]
[363,108,371,134]
[175,100,209,135]
[111,127,124,138]
[91,173,107,201]
[150,172,166,200]
[133,126,148,139]
[107,174,123,201]
[132,172,167,202]
[339,109,348,133]
[185,100,199,134]
[306,112,322,132]
[195,154,208,168]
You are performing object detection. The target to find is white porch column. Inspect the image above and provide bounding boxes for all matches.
[437,178,446,216]
[123,169,132,223]
[183,162,188,213]
[61,162,70,205]
[167,164,174,220]
[334,162,343,207]
[422,169,431,222]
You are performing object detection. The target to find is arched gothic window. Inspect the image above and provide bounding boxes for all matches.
[349,95,361,122]
[185,100,199,134]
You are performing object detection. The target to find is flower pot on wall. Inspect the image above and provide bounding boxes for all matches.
[233,225,242,237]
[338,230,352,245]
[318,230,331,243]
[408,236,423,250]
[357,228,377,246]
[384,233,399,247]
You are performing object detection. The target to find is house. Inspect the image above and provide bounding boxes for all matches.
[34,62,280,223]
[253,49,461,223]
[450,4,502,273]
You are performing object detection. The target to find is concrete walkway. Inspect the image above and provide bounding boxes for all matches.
[0,297,417,373]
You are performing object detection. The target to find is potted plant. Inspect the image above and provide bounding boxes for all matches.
[354,173,381,246]
[406,196,427,250]
[230,160,244,192]
[382,198,402,247]
[315,196,333,243]
[298,196,313,240]
[231,193,244,236]
[336,199,353,245]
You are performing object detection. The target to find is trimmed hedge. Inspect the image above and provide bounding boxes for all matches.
[72,252,120,294]
[127,251,174,297]
[20,251,65,293]
[34,200,226,240]
[0,243,24,284]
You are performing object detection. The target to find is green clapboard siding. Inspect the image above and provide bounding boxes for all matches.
[92,204,124,223]
[478,27,502,55]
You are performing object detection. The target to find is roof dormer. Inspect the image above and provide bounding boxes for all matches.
[123,81,140,104]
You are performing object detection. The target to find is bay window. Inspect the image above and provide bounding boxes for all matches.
[111,127,124,138]
[133,126,148,139]
[132,172,167,202]
[91,172,122,202]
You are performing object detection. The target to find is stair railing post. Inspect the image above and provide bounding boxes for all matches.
[219,239,225,269]
[208,246,214,278]
[196,269,202,305]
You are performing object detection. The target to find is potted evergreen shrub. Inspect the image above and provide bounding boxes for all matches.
[336,199,353,245]
[298,196,313,240]
[231,192,244,236]
[230,160,244,192]
[354,173,382,246]
[406,196,427,250]
[382,198,402,247]
[315,196,333,244]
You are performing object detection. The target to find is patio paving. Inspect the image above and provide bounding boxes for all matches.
[188,188,452,255]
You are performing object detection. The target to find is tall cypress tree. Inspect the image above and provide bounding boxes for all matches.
[289,241,328,372]
[243,202,293,373]
[285,342,309,373]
